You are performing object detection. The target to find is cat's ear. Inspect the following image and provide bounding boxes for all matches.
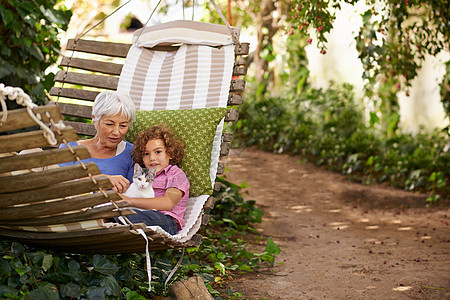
[149,167,157,174]
[134,163,142,173]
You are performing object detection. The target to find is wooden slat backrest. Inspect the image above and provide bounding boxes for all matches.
[63,121,97,136]
[0,127,78,153]
[0,162,100,193]
[66,39,131,57]
[0,145,90,174]
[50,87,99,101]
[0,104,63,133]
[54,71,119,90]
[56,102,92,118]
[60,57,124,75]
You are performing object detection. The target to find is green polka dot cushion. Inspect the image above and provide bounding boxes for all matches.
[125,107,228,197]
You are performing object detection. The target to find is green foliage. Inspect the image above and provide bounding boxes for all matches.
[285,0,450,131]
[279,31,310,98]
[0,179,279,299]
[233,82,450,203]
[0,241,162,299]
[440,61,450,119]
[285,0,449,135]
[0,0,72,106]
[286,0,449,89]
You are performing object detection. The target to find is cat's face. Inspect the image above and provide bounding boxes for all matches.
[133,163,157,189]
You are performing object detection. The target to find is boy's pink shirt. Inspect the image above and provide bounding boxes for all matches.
[152,164,190,230]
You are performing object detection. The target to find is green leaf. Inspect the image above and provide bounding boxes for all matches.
[265,237,281,256]
[214,262,226,276]
[25,283,59,300]
[13,261,29,277]
[125,290,147,300]
[92,255,119,275]
[41,254,53,272]
[222,218,238,228]
[86,286,107,300]
[22,38,32,49]
[259,254,274,263]
[249,207,263,223]
[428,172,436,182]
[0,8,14,25]
[67,259,80,275]
[369,112,379,127]
[60,283,81,299]
[39,6,64,24]
[29,44,44,61]
[101,275,120,297]
[238,265,253,272]
[0,284,18,298]
[216,253,226,261]
[0,258,11,281]
[11,243,25,254]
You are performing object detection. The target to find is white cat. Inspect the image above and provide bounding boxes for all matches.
[123,163,157,198]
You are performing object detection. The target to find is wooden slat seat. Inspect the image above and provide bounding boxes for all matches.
[0,190,119,221]
[0,205,134,227]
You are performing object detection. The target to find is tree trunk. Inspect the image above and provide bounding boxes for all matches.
[166,276,214,300]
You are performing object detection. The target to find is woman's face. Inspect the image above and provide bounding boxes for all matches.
[142,139,172,174]
[95,113,130,149]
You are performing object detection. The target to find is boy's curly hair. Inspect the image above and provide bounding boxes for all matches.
[132,124,185,166]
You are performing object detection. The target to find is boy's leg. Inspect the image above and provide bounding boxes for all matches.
[114,210,178,235]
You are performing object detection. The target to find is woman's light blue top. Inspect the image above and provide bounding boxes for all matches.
[59,141,134,183]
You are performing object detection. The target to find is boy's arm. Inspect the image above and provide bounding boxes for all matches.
[119,187,182,211]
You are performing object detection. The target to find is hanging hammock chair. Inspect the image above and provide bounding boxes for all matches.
[0,2,249,255]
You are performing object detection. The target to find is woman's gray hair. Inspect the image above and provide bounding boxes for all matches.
[92,91,136,122]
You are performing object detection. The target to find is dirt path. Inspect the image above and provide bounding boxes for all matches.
[222,148,450,300]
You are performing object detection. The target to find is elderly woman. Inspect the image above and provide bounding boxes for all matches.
[59,90,136,193]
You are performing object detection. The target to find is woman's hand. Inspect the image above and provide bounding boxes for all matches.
[106,175,130,193]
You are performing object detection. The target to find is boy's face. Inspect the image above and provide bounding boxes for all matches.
[142,138,172,174]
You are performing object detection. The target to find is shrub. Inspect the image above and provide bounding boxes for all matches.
[0,0,71,106]
[233,82,449,203]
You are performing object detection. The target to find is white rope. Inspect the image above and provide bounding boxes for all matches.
[0,84,63,146]
[134,0,163,45]
[117,216,152,291]
[164,248,185,290]
[209,0,240,45]
[75,0,132,41]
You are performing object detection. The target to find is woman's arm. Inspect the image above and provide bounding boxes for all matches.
[120,187,183,211]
